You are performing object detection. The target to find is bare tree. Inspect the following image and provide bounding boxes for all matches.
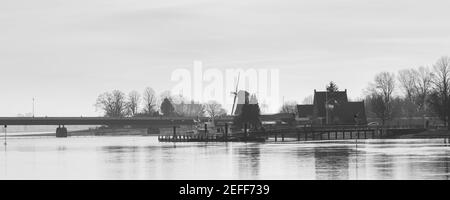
[279,101,298,114]
[430,56,450,128]
[127,90,140,116]
[415,66,433,112]
[95,90,129,117]
[366,93,387,124]
[367,72,396,125]
[398,68,419,102]
[374,72,395,102]
[205,100,227,119]
[143,87,157,115]
[396,66,433,119]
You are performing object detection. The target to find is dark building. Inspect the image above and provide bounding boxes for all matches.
[297,105,313,118]
[297,89,367,125]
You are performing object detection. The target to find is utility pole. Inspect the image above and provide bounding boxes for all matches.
[325,90,328,125]
[32,98,35,117]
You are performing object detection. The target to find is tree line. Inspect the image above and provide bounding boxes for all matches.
[95,87,227,118]
[277,56,450,129]
[365,56,450,128]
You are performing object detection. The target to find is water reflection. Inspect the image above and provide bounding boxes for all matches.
[235,143,260,179]
[0,136,450,179]
[370,151,395,179]
[313,146,350,180]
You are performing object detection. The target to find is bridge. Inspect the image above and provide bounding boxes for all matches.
[0,113,295,137]
[0,117,203,126]
[0,117,210,137]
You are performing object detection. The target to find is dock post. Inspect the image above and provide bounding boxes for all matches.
[305,132,308,141]
[205,123,208,141]
[173,126,177,141]
[224,123,228,141]
[282,134,284,142]
[275,134,277,142]
[3,125,7,146]
[357,131,360,139]
[297,130,300,141]
[376,126,380,138]
[244,123,248,138]
[335,131,338,139]
[328,132,330,140]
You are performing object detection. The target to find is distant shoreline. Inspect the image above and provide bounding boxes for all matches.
[7,128,450,139]
[8,128,157,137]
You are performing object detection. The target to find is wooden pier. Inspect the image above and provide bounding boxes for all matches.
[157,124,424,143]
[158,134,224,142]
[261,125,382,142]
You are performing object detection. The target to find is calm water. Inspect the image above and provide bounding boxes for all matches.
[1,136,450,180]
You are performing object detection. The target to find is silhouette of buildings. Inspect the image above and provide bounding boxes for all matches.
[297,89,367,125]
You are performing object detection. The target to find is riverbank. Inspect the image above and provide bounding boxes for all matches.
[396,129,450,139]
[9,128,155,137]
[8,128,450,139]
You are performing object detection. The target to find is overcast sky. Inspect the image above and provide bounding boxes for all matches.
[1,0,450,116]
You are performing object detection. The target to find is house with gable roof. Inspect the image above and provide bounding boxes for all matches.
[297,89,367,125]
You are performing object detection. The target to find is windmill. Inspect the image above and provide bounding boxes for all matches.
[230,73,240,115]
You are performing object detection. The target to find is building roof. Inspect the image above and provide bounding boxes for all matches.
[313,90,348,118]
[297,105,314,118]
[333,101,367,124]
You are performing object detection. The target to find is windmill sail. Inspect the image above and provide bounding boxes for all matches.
[230,73,240,115]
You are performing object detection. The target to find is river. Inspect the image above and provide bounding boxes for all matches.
[1,136,449,179]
